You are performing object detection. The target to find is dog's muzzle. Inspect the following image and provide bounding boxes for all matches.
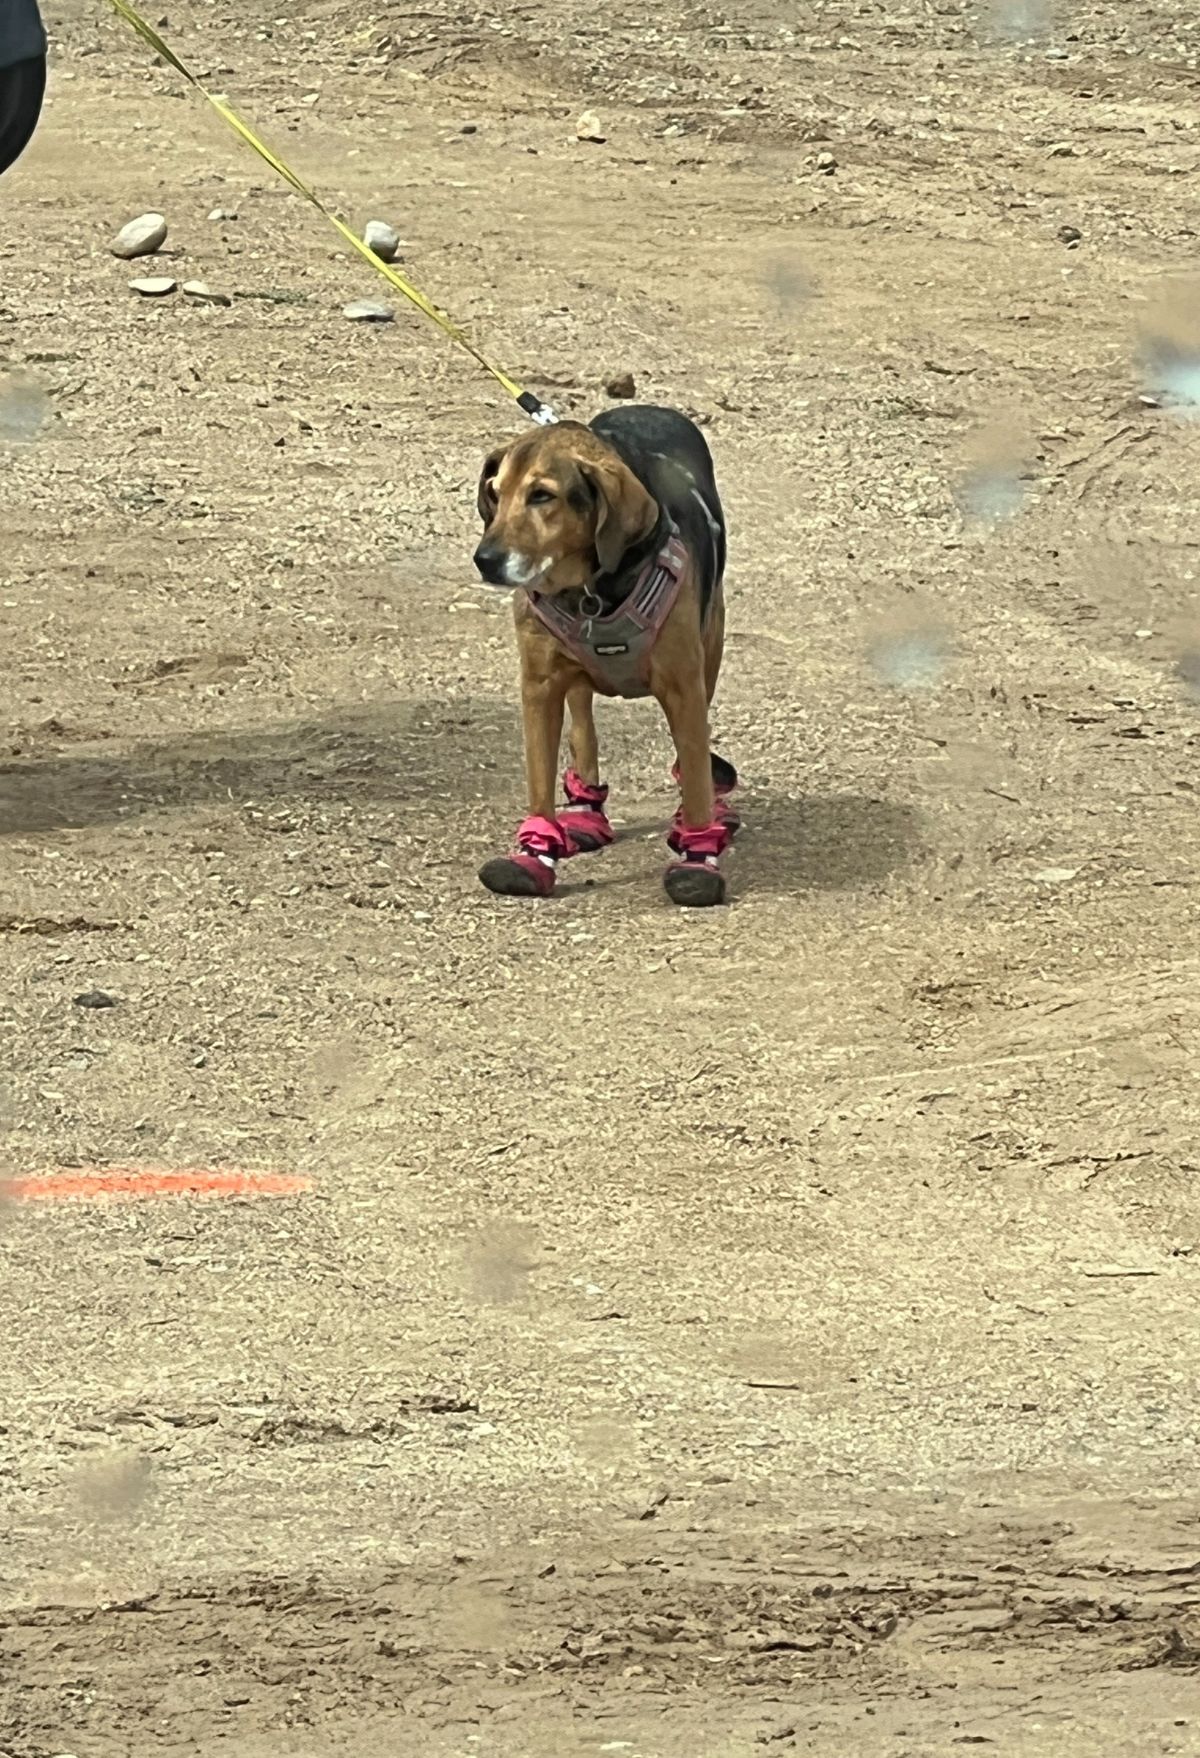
[473,540,511,587]
[473,542,548,590]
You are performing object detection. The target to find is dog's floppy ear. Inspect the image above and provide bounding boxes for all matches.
[476,444,508,523]
[580,455,658,574]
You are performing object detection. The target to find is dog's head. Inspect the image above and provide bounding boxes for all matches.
[473,422,658,594]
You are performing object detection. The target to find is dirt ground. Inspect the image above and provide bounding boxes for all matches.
[3,1,1200,1752]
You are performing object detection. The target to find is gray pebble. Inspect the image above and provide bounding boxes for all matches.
[74,989,119,1010]
[110,212,168,259]
[343,299,394,322]
[208,207,238,221]
[363,220,401,263]
[129,276,177,296]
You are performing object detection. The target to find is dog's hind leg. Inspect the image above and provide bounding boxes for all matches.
[704,591,725,706]
[679,594,739,832]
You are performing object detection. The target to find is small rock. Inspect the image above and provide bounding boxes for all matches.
[1046,142,1076,157]
[1057,223,1082,244]
[363,219,401,263]
[208,206,238,221]
[460,122,478,135]
[1033,866,1078,884]
[343,299,394,323]
[635,1486,670,1521]
[74,989,119,1010]
[576,111,606,143]
[110,212,168,259]
[128,277,176,297]
[605,370,636,399]
[181,280,231,306]
[816,150,838,173]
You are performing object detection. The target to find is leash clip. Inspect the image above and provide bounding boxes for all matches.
[518,391,559,426]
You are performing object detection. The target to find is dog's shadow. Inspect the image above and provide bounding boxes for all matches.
[611,792,920,897]
[737,792,920,894]
[0,705,920,899]
[0,701,513,838]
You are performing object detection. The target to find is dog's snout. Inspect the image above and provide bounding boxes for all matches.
[474,540,508,586]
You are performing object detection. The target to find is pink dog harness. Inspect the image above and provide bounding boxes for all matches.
[526,524,689,699]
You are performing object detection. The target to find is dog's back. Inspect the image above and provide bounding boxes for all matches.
[589,405,726,617]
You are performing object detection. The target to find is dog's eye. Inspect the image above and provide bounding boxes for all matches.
[526,487,556,507]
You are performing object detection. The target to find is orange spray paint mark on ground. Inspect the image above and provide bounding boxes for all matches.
[4,1167,313,1203]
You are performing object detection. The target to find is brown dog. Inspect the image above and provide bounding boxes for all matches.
[473,404,738,907]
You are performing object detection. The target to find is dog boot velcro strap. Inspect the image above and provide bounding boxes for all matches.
[510,813,567,895]
[667,819,731,862]
[517,814,569,861]
[478,814,567,898]
[559,768,614,855]
[673,796,740,838]
[563,768,609,810]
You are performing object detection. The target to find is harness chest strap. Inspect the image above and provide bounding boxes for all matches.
[526,525,689,700]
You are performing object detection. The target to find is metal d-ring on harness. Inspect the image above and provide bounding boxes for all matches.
[578,590,605,641]
[104,0,560,429]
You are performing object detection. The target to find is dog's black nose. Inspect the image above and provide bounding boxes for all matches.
[473,541,507,585]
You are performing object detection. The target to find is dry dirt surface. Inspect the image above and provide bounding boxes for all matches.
[3,1,1200,1753]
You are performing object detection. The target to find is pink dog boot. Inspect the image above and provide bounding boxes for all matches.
[558,768,615,856]
[664,818,730,908]
[479,814,566,898]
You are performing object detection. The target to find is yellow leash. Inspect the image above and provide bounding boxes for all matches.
[103,0,558,424]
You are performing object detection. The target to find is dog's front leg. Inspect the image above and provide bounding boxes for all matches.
[520,662,565,824]
[478,646,568,898]
[656,660,730,908]
[660,667,715,830]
